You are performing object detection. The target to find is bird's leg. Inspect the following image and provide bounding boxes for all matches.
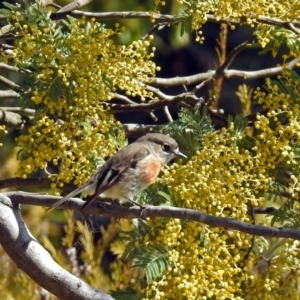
[125,198,145,208]
[112,199,121,206]
[125,198,146,219]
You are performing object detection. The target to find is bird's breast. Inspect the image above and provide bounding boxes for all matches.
[139,158,162,185]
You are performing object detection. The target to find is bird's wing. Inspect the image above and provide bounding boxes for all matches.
[46,182,91,213]
[47,142,151,212]
[80,142,151,210]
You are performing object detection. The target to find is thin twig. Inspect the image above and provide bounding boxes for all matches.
[104,92,201,112]
[215,37,254,78]
[113,93,157,121]
[141,22,169,41]
[163,106,173,122]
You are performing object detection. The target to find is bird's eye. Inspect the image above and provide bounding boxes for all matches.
[162,144,171,152]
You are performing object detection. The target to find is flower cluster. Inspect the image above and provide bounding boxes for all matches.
[155,0,300,52]
[0,125,7,147]
[141,71,300,299]
[1,9,159,188]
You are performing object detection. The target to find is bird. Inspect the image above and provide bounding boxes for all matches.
[47,133,186,213]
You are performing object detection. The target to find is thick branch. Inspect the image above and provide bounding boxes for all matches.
[0,194,114,300]
[6,191,300,241]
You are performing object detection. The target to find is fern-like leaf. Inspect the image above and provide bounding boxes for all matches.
[111,288,143,300]
[132,245,170,283]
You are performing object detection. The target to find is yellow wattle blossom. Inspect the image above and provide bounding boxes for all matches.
[141,71,300,299]
[0,125,7,147]
[2,12,159,188]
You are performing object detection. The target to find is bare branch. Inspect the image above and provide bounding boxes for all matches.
[56,0,94,13]
[163,106,173,122]
[251,206,277,214]
[50,10,175,22]
[0,43,14,50]
[6,191,300,241]
[0,90,19,99]
[0,62,31,74]
[123,124,160,138]
[141,22,169,41]
[0,194,114,300]
[0,107,35,117]
[105,93,202,113]
[0,75,22,92]
[215,37,254,77]
[114,93,157,121]
[150,58,299,87]
[49,9,300,34]
[190,77,214,94]
[150,71,214,87]
[0,109,25,128]
[0,63,19,72]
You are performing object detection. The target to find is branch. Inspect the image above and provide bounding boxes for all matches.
[0,194,114,300]
[0,62,19,72]
[105,93,202,113]
[0,75,22,91]
[0,107,35,117]
[114,93,157,121]
[0,90,19,99]
[56,0,94,13]
[150,58,300,87]
[123,124,160,138]
[49,9,300,34]
[215,37,254,77]
[0,109,27,128]
[6,191,300,241]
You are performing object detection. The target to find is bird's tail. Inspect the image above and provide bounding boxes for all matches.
[46,183,90,213]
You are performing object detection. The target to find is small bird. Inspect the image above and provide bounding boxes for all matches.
[47,133,186,212]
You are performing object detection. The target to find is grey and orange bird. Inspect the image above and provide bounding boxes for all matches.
[47,133,186,212]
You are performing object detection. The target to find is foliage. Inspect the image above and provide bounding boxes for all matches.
[162,107,214,158]
[155,0,300,56]
[133,67,300,299]
[1,1,159,191]
[1,0,300,299]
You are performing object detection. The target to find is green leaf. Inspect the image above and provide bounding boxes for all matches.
[102,72,113,89]
[132,245,170,283]
[48,76,65,100]
[228,114,247,134]
[2,2,22,12]
[111,288,143,300]
[0,8,12,16]
[162,107,214,158]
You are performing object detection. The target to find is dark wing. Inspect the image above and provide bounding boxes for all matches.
[46,181,91,213]
[80,141,151,210]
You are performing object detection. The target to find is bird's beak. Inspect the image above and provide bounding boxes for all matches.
[175,150,187,159]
